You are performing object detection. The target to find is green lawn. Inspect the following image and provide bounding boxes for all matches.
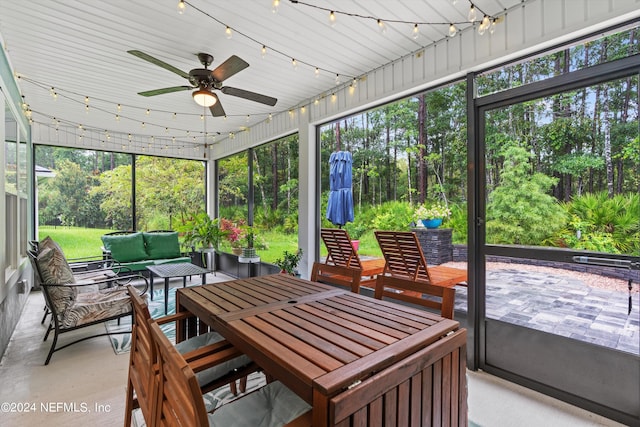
[38,226,113,259]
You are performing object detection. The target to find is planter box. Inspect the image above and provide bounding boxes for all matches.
[217,251,280,278]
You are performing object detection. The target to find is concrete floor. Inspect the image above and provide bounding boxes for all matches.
[0,274,625,427]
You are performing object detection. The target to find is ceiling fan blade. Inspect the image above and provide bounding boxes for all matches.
[128,50,190,80]
[137,86,192,97]
[209,95,226,117]
[211,55,249,82]
[221,86,277,106]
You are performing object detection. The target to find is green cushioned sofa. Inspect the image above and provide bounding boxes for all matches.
[101,231,191,273]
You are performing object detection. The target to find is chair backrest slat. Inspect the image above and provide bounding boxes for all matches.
[375,231,432,283]
[321,228,363,269]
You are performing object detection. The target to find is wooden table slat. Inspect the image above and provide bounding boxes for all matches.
[258,311,361,365]
[309,298,410,340]
[295,303,398,346]
[323,294,427,332]
[280,307,376,357]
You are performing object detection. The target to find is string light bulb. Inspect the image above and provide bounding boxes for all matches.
[377,19,387,34]
[225,26,232,39]
[315,67,320,78]
[412,24,419,40]
[261,45,267,58]
[448,23,457,37]
[490,18,497,34]
[271,0,279,13]
[328,11,336,26]
[478,15,490,35]
[177,0,185,14]
[291,58,298,70]
[335,74,340,85]
[468,4,477,22]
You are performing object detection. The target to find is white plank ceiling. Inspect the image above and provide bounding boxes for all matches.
[1,0,525,156]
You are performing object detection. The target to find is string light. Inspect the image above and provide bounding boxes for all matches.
[184,1,352,81]
[449,24,457,37]
[291,1,499,38]
[328,11,336,27]
[261,45,267,58]
[146,109,150,115]
[468,4,477,22]
[315,67,320,78]
[225,26,232,39]
[335,74,340,85]
[177,0,185,14]
[291,58,298,70]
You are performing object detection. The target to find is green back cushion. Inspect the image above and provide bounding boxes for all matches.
[143,232,181,260]
[101,232,148,262]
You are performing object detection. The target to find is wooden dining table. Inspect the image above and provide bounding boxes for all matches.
[176,274,464,426]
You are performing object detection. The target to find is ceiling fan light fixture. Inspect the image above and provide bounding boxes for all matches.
[192,88,217,107]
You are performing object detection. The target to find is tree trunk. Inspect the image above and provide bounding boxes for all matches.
[418,94,427,205]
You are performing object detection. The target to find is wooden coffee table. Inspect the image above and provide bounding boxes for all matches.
[146,262,211,313]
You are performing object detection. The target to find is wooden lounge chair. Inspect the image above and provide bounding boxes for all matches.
[124,286,256,427]
[374,230,468,289]
[373,230,466,318]
[311,228,386,293]
[148,320,311,427]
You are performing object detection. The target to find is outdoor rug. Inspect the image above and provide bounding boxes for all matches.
[105,288,174,354]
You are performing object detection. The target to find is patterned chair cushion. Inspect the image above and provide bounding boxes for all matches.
[36,248,77,316]
[63,288,132,328]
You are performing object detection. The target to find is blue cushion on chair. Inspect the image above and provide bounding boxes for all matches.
[174,331,251,387]
[207,380,311,427]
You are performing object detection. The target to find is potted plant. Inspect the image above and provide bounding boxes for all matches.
[414,203,452,229]
[181,213,228,267]
[220,218,243,255]
[274,249,303,275]
[345,223,367,252]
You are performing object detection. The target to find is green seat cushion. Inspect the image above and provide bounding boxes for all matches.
[118,260,155,271]
[101,233,148,262]
[153,256,191,265]
[143,232,181,260]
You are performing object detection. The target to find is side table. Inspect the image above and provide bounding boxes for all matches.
[146,262,211,313]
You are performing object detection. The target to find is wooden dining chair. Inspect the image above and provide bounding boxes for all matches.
[148,320,312,427]
[124,286,256,427]
[374,274,456,319]
[311,228,386,293]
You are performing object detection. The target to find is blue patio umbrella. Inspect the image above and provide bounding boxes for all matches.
[326,151,354,227]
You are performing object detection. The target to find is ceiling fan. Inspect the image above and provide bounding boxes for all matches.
[127,50,277,117]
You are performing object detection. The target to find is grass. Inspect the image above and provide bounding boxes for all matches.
[38,226,113,259]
